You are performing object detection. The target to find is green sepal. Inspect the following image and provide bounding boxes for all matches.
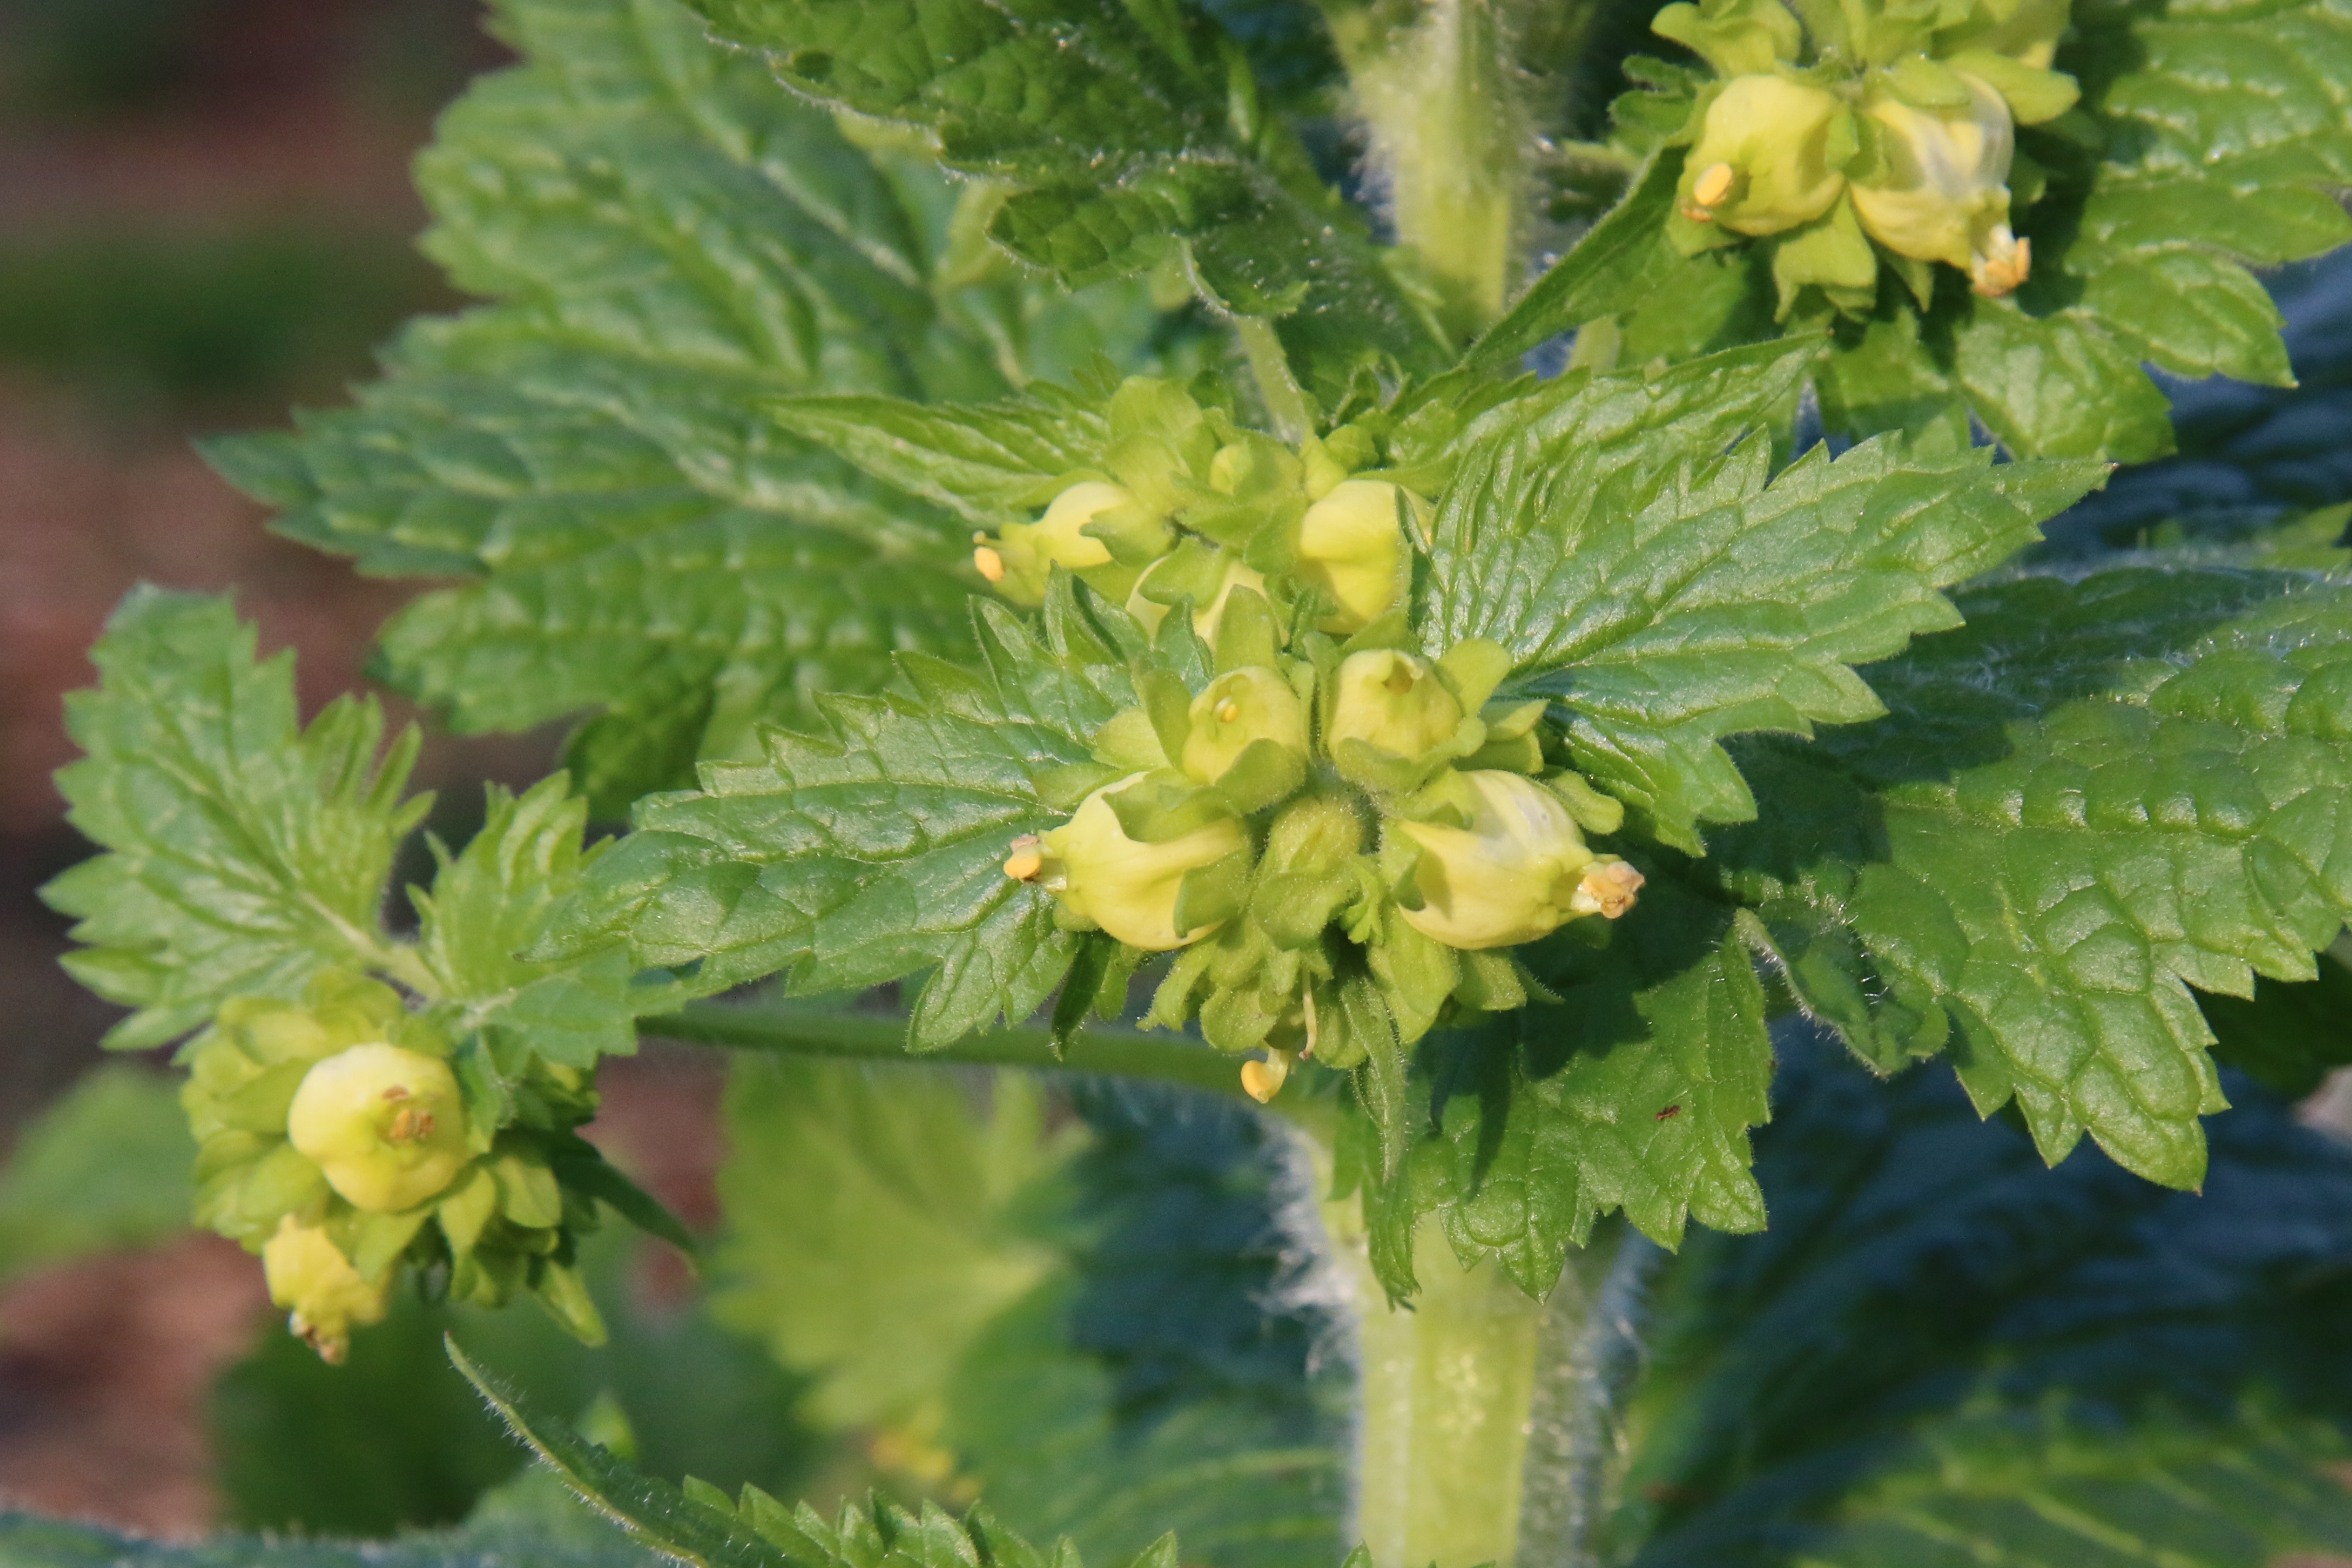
[1104,773,1237,845]
[1211,738,1309,815]
[1173,851,1256,942]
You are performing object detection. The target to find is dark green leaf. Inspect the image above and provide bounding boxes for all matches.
[1713,566,2352,1188]
[1356,879,1774,1301]
[1473,148,1686,366]
[683,0,1447,387]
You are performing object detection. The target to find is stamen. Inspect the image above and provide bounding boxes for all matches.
[1692,161,1735,208]
[973,545,1007,584]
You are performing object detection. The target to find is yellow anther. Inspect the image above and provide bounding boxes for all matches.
[1970,232,2031,296]
[1576,861,1647,920]
[1239,1056,1289,1103]
[1692,161,1736,208]
[1215,699,1241,724]
[1003,837,1045,881]
[973,545,1007,584]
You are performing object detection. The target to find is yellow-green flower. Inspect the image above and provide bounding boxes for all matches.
[262,1216,390,1364]
[1009,775,1246,950]
[1182,667,1309,786]
[286,1043,470,1213]
[1850,73,2030,295]
[1393,771,1643,950]
[1327,650,1464,763]
[1127,552,1266,643]
[1295,480,1412,633]
[1677,74,1856,238]
[974,481,1131,605]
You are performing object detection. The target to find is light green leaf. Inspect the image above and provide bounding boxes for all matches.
[543,588,1135,1046]
[1423,345,2105,850]
[683,0,1447,389]
[1472,148,1686,366]
[1714,566,2352,1188]
[0,1067,192,1282]
[712,1057,1076,1428]
[1949,298,2177,466]
[415,774,637,1073]
[41,589,430,1048]
[769,387,1110,528]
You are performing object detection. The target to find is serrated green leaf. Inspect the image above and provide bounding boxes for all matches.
[415,774,639,1073]
[207,0,1189,815]
[712,1057,1076,1428]
[1795,1405,2352,1567]
[41,588,431,1048]
[451,1341,790,1568]
[1713,566,2352,1188]
[682,0,1445,388]
[1949,297,2178,466]
[1472,148,1685,366]
[1619,1027,2352,1563]
[544,591,1134,1046]
[769,387,1110,528]
[1356,880,1773,1301]
[1423,345,2105,849]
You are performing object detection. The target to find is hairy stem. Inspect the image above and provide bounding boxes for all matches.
[651,999,1256,1102]
[1331,0,1527,344]
[1320,1187,1661,1568]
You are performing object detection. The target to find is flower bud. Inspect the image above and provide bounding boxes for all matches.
[1127,552,1266,645]
[1012,775,1248,950]
[1327,650,1463,763]
[1296,480,1412,633]
[1182,667,1308,786]
[263,1216,390,1364]
[1849,74,2029,295]
[1677,75,1856,237]
[1393,771,1635,950]
[978,481,1131,606]
[287,1043,470,1212]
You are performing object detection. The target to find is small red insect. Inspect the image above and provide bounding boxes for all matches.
[1655,1104,1682,1121]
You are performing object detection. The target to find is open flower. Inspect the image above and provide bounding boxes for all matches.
[1327,650,1464,763]
[1182,667,1309,786]
[1677,74,1856,237]
[286,1043,470,1212]
[1393,771,1642,949]
[1009,775,1246,950]
[263,1217,390,1364]
[1850,73,2029,295]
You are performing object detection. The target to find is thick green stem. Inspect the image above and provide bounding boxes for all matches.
[1319,1177,1657,1568]
[649,999,1256,1102]
[1333,0,1527,343]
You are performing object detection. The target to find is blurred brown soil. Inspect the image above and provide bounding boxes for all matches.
[0,0,556,1539]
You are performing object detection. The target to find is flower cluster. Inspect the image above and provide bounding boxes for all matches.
[183,973,609,1360]
[1653,0,2078,312]
[970,378,1417,640]
[1004,590,1640,1102]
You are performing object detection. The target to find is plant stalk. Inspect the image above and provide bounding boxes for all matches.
[651,999,1256,1102]
[1330,0,1528,345]
[1320,1185,1660,1568]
